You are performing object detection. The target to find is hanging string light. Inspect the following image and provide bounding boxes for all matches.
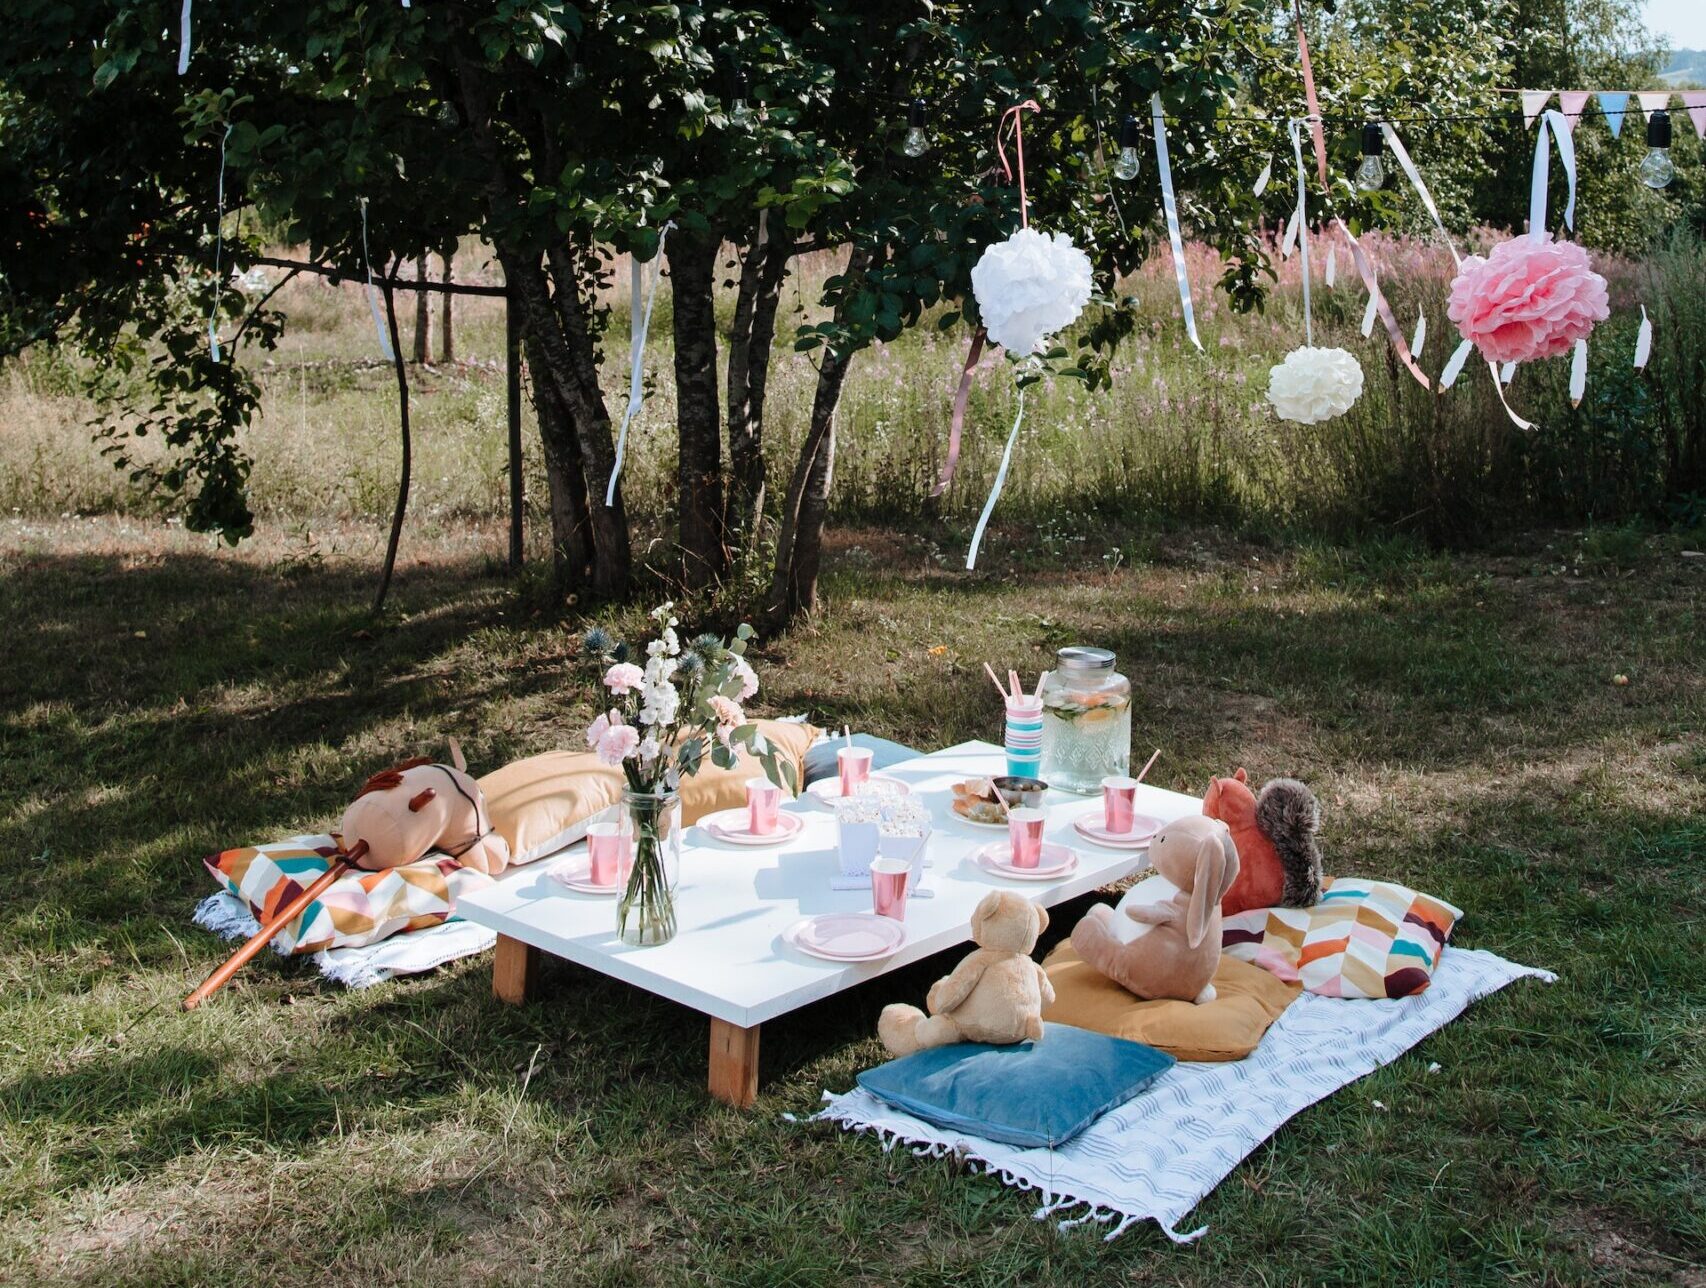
[1113,113,1142,181]
[1640,109,1675,188]
[1354,122,1385,191]
[903,97,930,157]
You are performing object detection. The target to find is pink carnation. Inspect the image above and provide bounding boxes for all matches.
[1446,235,1609,365]
[595,722,640,766]
[730,657,759,702]
[585,711,611,750]
[603,662,644,695]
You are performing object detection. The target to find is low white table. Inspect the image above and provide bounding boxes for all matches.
[455,740,1201,1107]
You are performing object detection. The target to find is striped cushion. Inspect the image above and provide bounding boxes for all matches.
[204,834,495,954]
[1221,878,1462,998]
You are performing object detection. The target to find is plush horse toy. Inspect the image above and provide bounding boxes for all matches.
[184,740,507,1010]
[1203,768,1323,916]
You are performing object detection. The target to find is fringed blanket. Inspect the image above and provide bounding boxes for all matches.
[813,947,1553,1243]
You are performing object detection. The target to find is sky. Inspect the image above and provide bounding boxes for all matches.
[1644,0,1706,49]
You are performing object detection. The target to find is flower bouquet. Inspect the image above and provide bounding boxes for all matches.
[582,604,794,946]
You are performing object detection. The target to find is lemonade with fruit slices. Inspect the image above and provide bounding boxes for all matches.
[1039,647,1131,793]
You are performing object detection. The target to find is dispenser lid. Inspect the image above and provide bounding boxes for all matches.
[1056,646,1115,672]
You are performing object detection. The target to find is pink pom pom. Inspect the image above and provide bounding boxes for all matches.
[1447,235,1609,365]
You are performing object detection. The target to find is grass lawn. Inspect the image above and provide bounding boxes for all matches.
[2,514,1702,1286]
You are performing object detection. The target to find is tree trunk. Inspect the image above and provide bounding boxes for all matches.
[439,250,454,363]
[374,273,412,615]
[412,254,430,364]
[725,215,793,536]
[768,345,852,625]
[667,228,729,587]
[523,332,596,592]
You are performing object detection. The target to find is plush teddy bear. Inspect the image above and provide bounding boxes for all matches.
[1070,815,1239,1004]
[878,891,1054,1057]
[340,738,511,875]
[1203,768,1322,916]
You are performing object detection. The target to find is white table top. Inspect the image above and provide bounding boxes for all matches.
[454,740,1202,1028]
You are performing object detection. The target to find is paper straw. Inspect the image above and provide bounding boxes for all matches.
[983,662,1010,701]
[1133,748,1161,784]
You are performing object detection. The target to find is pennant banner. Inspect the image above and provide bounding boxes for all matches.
[1521,91,1551,129]
[1598,91,1630,138]
[1557,91,1592,128]
[1637,92,1671,120]
[1684,92,1706,139]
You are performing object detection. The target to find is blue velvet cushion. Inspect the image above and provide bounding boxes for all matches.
[856,1023,1175,1148]
[802,733,922,785]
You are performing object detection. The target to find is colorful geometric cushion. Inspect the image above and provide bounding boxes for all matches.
[1221,877,1462,998]
[203,834,494,955]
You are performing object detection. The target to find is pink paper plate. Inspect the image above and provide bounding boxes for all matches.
[804,773,912,802]
[1073,811,1162,849]
[784,913,906,962]
[974,841,1079,881]
[545,852,622,896]
[701,808,806,847]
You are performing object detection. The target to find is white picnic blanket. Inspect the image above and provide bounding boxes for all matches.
[813,946,1554,1243]
[193,892,496,989]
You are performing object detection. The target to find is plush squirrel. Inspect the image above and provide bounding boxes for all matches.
[1070,815,1239,1004]
[1203,768,1322,916]
[339,738,511,875]
[878,891,1054,1056]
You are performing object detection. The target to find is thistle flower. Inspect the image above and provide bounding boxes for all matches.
[581,626,615,658]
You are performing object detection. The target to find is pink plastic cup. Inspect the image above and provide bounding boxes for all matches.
[587,822,630,887]
[747,776,781,835]
[838,745,874,797]
[871,857,910,921]
[1008,807,1046,869]
[1101,775,1139,834]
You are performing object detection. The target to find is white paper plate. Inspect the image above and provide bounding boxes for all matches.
[973,841,1079,882]
[1073,811,1162,849]
[949,806,1010,830]
[805,773,912,802]
[545,852,623,896]
[782,912,906,961]
[699,808,806,847]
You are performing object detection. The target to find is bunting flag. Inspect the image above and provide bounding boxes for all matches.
[605,223,674,506]
[1557,91,1592,128]
[1684,92,1706,139]
[1521,91,1551,128]
[1637,92,1672,120]
[1598,92,1631,138]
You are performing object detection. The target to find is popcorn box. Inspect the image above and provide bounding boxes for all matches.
[834,797,931,880]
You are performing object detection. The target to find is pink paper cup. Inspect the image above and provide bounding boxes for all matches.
[586,822,630,887]
[1101,775,1139,834]
[838,746,873,797]
[871,857,910,921]
[1008,807,1046,869]
[746,776,782,835]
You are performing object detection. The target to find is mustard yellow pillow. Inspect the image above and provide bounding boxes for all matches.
[479,720,819,864]
[1041,941,1301,1062]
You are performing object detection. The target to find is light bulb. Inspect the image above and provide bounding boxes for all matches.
[1641,109,1674,189]
[731,98,751,125]
[1354,121,1385,192]
[1114,112,1142,182]
[903,126,928,157]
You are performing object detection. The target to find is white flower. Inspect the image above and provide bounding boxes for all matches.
[970,228,1094,357]
[637,735,661,764]
[1266,346,1364,424]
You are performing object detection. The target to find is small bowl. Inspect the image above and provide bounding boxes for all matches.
[992,776,1049,810]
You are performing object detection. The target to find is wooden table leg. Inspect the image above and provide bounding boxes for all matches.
[708,1018,761,1108]
[492,934,537,1005]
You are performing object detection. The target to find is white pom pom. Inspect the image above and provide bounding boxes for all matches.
[970,228,1094,357]
[1266,346,1364,424]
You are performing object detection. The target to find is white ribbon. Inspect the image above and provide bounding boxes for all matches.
[1441,339,1473,389]
[1411,311,1426,360]
[604,221,674,506]
[1253,157,1272,197]
[1151,94,1201,350]
[1529,109,1576,241]
[965,384,1025,570]
[178,0,192,75]
[1569,339,1587,407]
[359,198,395,361]
[1324,243,1336,288]
[1501,361,1516,385]
[208,123,231,362]
[1289,119,1313,347]
[1635,305,1653,370]
[1360,289,1377,338]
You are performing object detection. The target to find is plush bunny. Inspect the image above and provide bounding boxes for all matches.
[1070,815,1239,1004]
[878,891,1054,1057]
[1204,768,1323,915]
[339,738,511,875]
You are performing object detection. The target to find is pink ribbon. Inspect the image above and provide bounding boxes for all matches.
[1292,2,1329,186]
[995,100,1041,228]
[1331,219,1431,390]
[932,329,987,497]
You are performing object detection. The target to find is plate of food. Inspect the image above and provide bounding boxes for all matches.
[950,778,1010,829]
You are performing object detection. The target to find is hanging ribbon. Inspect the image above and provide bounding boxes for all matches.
[1324,243,1336,288]
[995,100,1041,228]
[1411,312,1426,360]
[208,124,232,362]
[1290,0,1329,186]
[964,384,1024,571]
[359,198,395,362]
[1441,340,1473,389]
[178,0,193,75]
[1331,218,1430,389]
[1152,94,1202,351]
[932,329,986,498]
[1288,119,1314,347]
[1529,108,1577,241]
[604,221,674,506]
[1635,306,1653,370]
[1253,157,1272,198]
[1569,339,1587,407]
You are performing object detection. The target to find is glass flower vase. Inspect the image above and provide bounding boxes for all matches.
[617,788,682,947]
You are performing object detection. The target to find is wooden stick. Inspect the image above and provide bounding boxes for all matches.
[1133,748,1162,784]
[983,662,1011,702]
[182,843,367,1010]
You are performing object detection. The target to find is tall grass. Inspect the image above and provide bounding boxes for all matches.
[2,231,1702,544]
